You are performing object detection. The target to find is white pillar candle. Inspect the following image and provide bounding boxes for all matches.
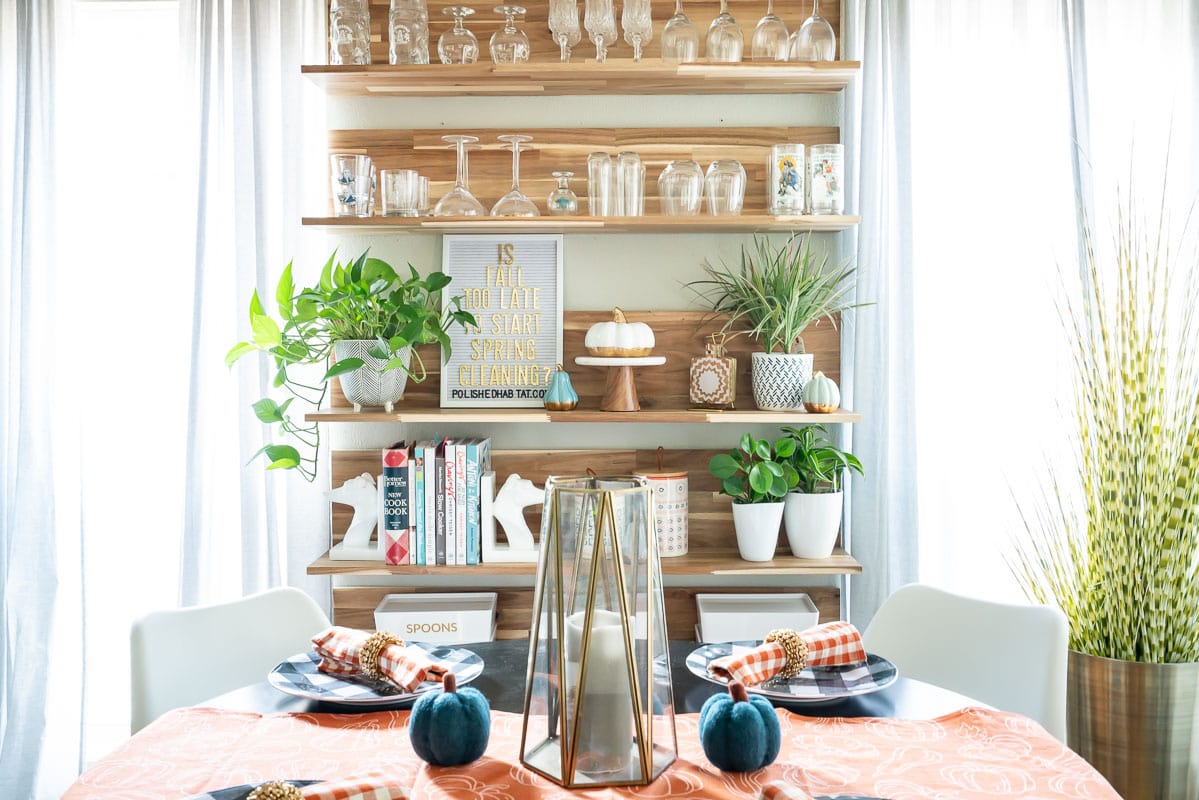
[565,609,634,776]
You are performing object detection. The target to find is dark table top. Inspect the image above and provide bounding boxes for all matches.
[206,639,984,719]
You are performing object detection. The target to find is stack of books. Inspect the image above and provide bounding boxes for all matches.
[380,437,493,566]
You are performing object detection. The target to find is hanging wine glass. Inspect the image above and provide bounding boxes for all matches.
[432,135,486,216]
[548,0,582,63]
[660,0,699,63]
[621,0,653,62]
[789,0,835,61]
[438,5,479,64]
[705,0,743,63]
[491,134,539,217]
[490,5,531,63]
[750,0,788,61]
[583,0,618,63]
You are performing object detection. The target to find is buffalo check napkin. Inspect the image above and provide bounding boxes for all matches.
[185,775,408,800]
[759,782,813,800]
[707,620,867,686]
[312,627,447,693]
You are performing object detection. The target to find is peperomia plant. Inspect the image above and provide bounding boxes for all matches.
[709,433,799,504]
[226,250,476,480]
[781,424,864,494]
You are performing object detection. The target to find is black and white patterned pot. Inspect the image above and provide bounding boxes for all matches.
[333,339,412,412]
[751,352,814,411]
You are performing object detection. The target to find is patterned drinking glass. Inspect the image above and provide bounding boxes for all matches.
[660,0,699,63]
[438,6,479,64]
[621,0,653,62]
[583,0,618,63]
[329,0,372,65]
[548,0,582,62]
[491,134,540,216]
[706,0,743,63]
[789,0,835,61]
[750,0,788,61]
[432,135,486,216]
[389,0,430,63]
[490,5,531,64]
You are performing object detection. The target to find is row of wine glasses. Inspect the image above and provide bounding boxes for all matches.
[432,134,543,217]
[437,5,530,64]
[663,0,835,62]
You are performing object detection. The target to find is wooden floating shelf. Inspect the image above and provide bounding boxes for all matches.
[305,406,861,424]
[308,547,861,576]
[302,60,860,97]
[303,214,859,234]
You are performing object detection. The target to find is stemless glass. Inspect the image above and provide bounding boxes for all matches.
[657,159,703,216]
[491,134,540,216]
[616,151,644,216]
[490,5,531,63]
[621,0,653,62]
[587,152,614,216]
[389,0,430,63]
[548,0,582,62]
[330,0,372,65]
[438,6,479,64]
[789,0,836,61]
[547,171,579,215]
[330,153,373,217]
[706,0,744,63]
[660,0,699,63]
[583,0,618,63]
[705,160,747,216]
[750,0,788,61]
[432,135,486,216]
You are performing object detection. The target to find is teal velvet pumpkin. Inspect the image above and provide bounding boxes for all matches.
[408,673,491,766]
[543,365,579,411]
[698,681,781,772]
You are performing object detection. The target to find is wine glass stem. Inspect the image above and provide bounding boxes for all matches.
[596,33,606,62]
[766,0,774,14]
[633,33,642,61]
[455,139,469,190]
[811,0,818,14]
[674,0,683,14]
[510,144,521,191]
[558,33,569,62]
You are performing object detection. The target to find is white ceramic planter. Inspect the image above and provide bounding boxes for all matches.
[333,339,412,412]
[732,501,784,562]
[783,490,843,558]
[751,352,814,411]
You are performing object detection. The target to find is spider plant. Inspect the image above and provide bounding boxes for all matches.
[685,233,865,354]
[1011,195,1199,663]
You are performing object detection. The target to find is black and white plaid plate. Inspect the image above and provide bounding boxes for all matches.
[686,641,898,703]
[267,643,484,705]
[185,780,319,800]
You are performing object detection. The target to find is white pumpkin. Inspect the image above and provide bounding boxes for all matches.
[801,371,840,413]
[585,307,656,356]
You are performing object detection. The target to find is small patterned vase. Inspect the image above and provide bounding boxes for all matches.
[333,339,412,412]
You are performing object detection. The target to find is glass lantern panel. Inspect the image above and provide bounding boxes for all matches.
[521,488,565,781]
[647,546,677,779]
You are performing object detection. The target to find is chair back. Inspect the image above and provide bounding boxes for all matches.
[130,586,330,733]
[863,583,1068,740]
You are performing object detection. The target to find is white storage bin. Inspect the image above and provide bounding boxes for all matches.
[374,592,497,644]
[695,593,819,643]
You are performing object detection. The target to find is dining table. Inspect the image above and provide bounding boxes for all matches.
[62,638,1120,800]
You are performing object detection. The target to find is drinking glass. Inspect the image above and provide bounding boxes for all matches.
[547,171,579,215]
[656,159,703,216]
[490,5,531,64]
[587,152,614,216]
[706,0,743,63]
[807,143,844,214]
[548,0,582,62]
[705,160,747,215]
[621,0,653,62]
[583,0,618,63]
[381,169,420,217]
[491,134,539,216]
[750,0,788,61]
[660,0,699,63]
[789,0,835,61]
[330,0,372,65]
[417,175,431,215]
[615,151,644,216]
[330,153,373,217]
[432,135,486,216]
[390,0,430,63]
[438,6,479,64]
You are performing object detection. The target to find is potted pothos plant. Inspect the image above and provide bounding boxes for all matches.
[780,425,863,559]
[226,250,476,480]
[709,433,798,562]
[686,233,865,411]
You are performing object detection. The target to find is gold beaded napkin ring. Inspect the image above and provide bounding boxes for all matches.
[359,631,404,681]
[246,781,302,800]
[765,628,809,678]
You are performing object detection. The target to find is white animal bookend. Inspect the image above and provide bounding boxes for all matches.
[325,472,385,561]
[481,472,543,563]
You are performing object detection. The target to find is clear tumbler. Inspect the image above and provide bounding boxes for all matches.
[587,152,614,216]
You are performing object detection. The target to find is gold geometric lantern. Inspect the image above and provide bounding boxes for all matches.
[520,475,677,788]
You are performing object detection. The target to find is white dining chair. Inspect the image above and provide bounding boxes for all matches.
[862,583,1068,740]
[130,586,330,733]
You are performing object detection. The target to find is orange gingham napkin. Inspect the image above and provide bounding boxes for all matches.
[759,781,813,800]
[312,626,447,692]
[300,774,408,800]
[707,620,867,686]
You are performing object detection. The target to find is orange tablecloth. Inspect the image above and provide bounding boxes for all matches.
[63,707,1117,800]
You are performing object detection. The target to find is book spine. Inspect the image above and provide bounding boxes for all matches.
[381,443,410,565]
[444,445,458,566]
[421,441,436,565]
[435,453,446,565]
[409,455,422,565]
[455,442,468,566]
[465,438,480,566]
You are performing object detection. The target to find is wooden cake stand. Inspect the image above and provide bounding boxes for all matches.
[574,355,667,412]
